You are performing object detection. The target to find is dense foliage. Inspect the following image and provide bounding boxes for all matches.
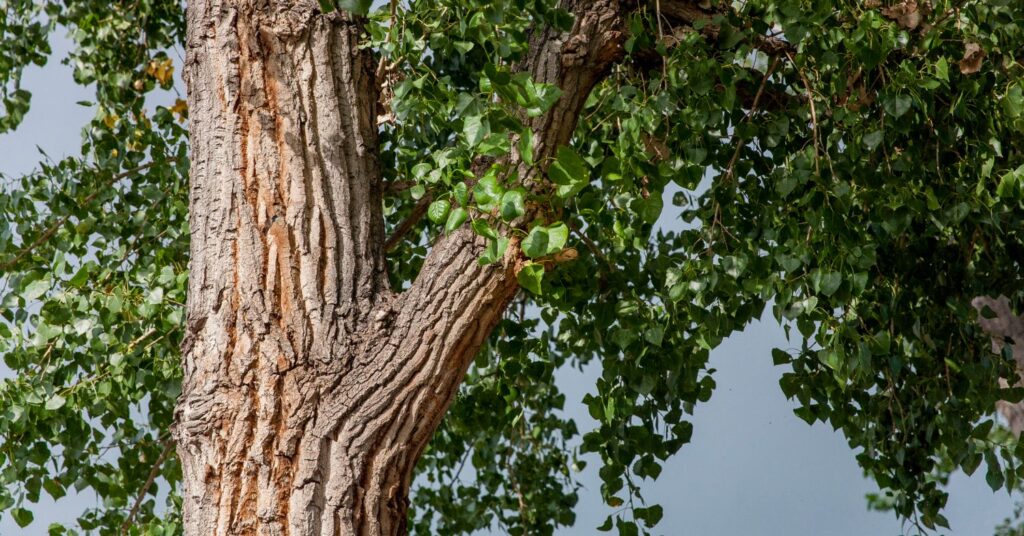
[1,0,1023,534]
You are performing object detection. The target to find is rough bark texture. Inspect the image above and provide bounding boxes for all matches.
[173,1,625,534]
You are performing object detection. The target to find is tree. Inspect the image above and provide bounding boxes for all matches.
[1,0,1023,534]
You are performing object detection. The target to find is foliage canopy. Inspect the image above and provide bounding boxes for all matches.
[1,0,1024,534]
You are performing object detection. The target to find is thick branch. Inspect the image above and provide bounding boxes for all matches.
[658,0,795,56]
[300,3,631,526]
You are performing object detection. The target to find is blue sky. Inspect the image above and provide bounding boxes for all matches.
[0,25,1018,536]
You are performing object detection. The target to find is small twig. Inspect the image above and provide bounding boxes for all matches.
[654,0,665,42]
[785,50,821,177]
[504,459,529,523]
[121,438,173,535]
[0,159,177,271]
[930,0,971,30]
[451,448,472,483]
[723,57,780,181]
[565,219,616,272]
[382,179,415,193]
[384,195,432,252]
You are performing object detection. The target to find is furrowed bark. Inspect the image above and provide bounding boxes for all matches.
[174,1,625,535]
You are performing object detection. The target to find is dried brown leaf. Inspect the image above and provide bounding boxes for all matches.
[880,0,924,30]
[959,42,985,75]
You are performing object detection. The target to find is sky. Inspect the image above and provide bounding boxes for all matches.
[0,24,1019,536]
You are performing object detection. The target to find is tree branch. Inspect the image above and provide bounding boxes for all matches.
[384,195,431,252]
[121,438,173,535]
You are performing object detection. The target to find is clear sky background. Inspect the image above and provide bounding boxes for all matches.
[0,25,1018,536]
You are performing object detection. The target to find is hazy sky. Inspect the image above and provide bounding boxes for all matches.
[0,25,1018,536]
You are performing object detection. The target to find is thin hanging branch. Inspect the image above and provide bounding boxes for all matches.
[723,57,780,181]
[120,438,173,535]
[785,50,822,177]
[0,158,178,271]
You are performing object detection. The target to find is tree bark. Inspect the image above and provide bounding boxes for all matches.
[974,296,1024,435]
[173,1,624,534]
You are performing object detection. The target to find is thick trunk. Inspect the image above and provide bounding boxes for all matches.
[174,1,623,534]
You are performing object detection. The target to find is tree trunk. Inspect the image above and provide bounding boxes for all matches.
[173,1,623,534]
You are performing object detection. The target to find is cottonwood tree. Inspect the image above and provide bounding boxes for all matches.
[1,0,1024,534]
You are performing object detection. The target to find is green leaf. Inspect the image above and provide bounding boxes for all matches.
[997,166,1022,199]
[617,518,639,536]
[473,172,504,211]
[883,93,912,118]
[463,114,488,147]
[146,287,164,305]
[549,146,589,198]
[518,129,534,166]
[444,208,468,233]
[986,452,1005,491]
[935,57,949,82]
[411,162,432,180]
[428,199,451,224]
[639,195,663,224]
[452,182,469,207]
[500,189,526,221]
[336,0,372,16]
[23,277,51,301]
[471,219,497,240]
[972,420,994,439]
[1004,85,1023,118]
[479,237,509,266]
[517,263,544,294]
[818,348,841,371]
[962,452,983,476]
[644,326,664,346]
[69,265,91,288]
[44,394,66,411]
[42,478,65,500]
[863,130,883,151]
[811,271,842,297]
[636,504,664,527]
[522,223,568,258]
[12,507,33,528]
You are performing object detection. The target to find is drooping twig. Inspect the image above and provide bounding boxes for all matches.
[785,50,822,177]
[120,438,173,535]
[723,57,780,181]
